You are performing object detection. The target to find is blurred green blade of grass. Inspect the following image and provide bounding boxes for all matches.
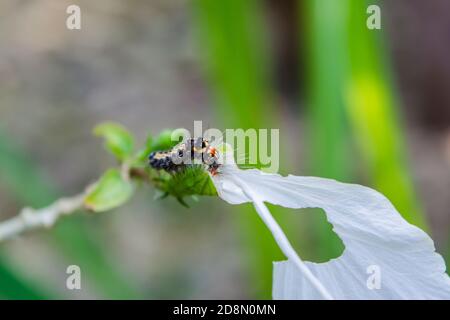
[303,0,351,260]
[0,133,139,298]
[303,0,426,230]
[194,0,276,298]
[193,0,308,298]
[345,0,426,229]
[0,257,45,299]
[193,0,273,128]
[0,134,53,299]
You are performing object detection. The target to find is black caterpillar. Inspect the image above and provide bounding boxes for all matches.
[148,138,220,175]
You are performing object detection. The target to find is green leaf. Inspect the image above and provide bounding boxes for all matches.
[84,169,134,212]
[167,166,217,197]
[150,129,179,152]
[94,122,134,161]
[149,165,217,205]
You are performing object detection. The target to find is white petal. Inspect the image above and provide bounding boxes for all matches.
[212,166,450,299]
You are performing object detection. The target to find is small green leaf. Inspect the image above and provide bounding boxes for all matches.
[135,134,153,163]
[151,129,179,152]
[84,169,134,212]
[94,122,134,161]
[150,165,217,201]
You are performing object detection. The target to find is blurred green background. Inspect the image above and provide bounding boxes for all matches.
[0,0,449,299]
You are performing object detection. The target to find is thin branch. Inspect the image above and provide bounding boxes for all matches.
[232,175,334,300]
[0,161,134,242]
[0,191,86,242]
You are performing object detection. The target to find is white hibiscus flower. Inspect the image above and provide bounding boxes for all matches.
[210,144,450,300]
